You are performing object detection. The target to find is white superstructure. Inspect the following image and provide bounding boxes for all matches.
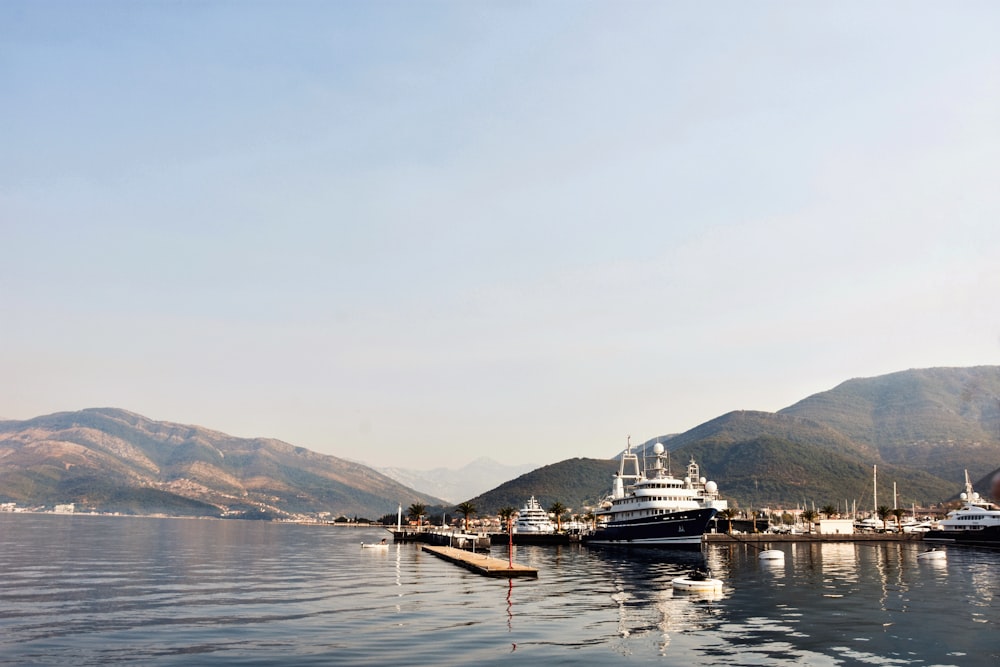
[585,441,723,546]
[930,470,1000,533]
[514,496,556,534]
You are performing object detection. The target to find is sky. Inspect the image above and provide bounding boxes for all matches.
[3,1,1000,470]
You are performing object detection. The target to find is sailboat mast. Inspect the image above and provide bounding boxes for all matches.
[873,465,878,512]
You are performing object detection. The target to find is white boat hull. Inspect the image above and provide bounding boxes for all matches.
[671,575,723,592]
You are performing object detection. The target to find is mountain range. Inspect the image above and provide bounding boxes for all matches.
[470,366,1000,515]
[2,366,999,518]
[0,408,445,518]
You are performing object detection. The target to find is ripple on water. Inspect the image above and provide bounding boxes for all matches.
[1,516,998,666]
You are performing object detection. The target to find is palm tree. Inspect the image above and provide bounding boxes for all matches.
[876,505,892,532]
[583,511,596,532]
[891,507,906,533]
[548,501,567,532]
[820,504,838,520]
[718,508,737,534]
[407,503,427,529]
[456,501,476,532]
[801,509,818,534]
[497,507,516,535]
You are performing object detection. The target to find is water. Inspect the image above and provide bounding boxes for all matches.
[0,514,996,666]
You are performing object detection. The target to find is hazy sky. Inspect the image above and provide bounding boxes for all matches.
[3,2,999,469]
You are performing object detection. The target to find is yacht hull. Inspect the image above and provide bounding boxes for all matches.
[583,508,717,547]
[924,525,1000,548]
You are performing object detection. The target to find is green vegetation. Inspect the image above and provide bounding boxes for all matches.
[779,366,1000,483]
[407,503,427,527]
[464,458,618,515]
[877,506,892,531]
[801,509,818,533]
[718,508,737,534]
[548,501,567,531]
[497,507,516,534]
[455,501,476,532]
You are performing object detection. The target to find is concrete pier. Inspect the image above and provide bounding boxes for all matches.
[704,532,924,544]
[421,545,539,578]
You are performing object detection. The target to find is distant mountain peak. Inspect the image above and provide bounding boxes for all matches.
[0,408,446,517]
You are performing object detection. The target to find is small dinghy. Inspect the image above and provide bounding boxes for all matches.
[917,547,946,561]
[361,541,389,549]
[671,568,723,592]
[758,549,785,561]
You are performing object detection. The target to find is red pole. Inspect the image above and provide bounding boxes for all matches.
[507,517,513,568]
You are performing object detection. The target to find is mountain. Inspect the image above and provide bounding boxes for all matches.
[0,408,446,518]
[779,366,1000,483]
[620,367,1000,507]
[378,457,538,503]
[465,458,618,516]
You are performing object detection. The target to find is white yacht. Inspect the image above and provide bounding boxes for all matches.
[925,470,1000,547]
[583,439,721,547]
[514,496,556,534]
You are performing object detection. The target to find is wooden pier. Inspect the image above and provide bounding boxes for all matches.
[420,545,538,578]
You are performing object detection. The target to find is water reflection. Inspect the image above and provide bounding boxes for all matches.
[2,516,997,666]
[586,547,729,657]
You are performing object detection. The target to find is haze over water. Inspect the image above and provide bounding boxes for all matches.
[0,514,996,666]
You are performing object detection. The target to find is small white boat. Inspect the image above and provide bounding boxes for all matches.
[361,541,389,549]
[917,547,946,561]
[758,549,785,561]
[671,570,723,592]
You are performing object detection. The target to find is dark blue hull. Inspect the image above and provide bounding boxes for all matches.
[924,525,1000,548]
[582,507,717,547]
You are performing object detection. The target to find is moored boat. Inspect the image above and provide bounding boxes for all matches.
[582,439,720,547]
[671,569,723,592]
[924,471,1000,548]
[917,547,947,561]
[514,496,556,534]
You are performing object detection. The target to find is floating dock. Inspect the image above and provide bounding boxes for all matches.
[420,545,538,578]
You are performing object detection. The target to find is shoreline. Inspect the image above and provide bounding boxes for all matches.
[704,532,924,543]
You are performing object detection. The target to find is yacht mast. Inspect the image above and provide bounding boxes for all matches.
[873,465,878,513]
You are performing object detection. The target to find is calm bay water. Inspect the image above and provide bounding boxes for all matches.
[0,514,996,666]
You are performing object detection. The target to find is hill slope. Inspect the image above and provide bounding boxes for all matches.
[779,366,1000,482]
[599,367,1000,508]
[626,411,956,508]
[0,408,445,517]
[465,458,618,516]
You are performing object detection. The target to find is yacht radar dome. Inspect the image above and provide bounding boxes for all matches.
[652,443,665,455]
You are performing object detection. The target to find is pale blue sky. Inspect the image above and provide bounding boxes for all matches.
[3,2,999,469]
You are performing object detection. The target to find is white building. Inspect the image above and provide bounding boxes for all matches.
[816,519,853,535]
